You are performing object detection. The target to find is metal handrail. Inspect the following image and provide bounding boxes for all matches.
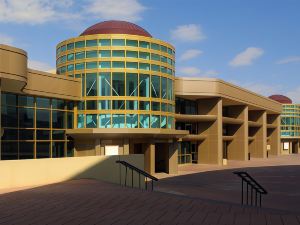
[233,171,268,207]
[116,160,158,191]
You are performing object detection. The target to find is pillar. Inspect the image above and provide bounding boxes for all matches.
[268,114,280,156]
[252,111,267,158]
[167,142,178,174]
[144,143,155,174]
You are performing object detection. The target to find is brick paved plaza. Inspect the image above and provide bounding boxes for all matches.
[0,155,299,224]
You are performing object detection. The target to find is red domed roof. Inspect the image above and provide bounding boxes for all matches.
[269,95,292,104]
[80,20,152,37]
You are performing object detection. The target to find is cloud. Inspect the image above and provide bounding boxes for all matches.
[286,87,300,103]
[229,47,264,67]
[28,60,54,71]
[0,33,14,45]
[177,67,218,77]
[85,0,146,22]
[277,56,300,64]
[179,49,203,61]
[0,0,79,25]
[171,24,206,42]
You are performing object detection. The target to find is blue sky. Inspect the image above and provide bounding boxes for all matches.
[1,0,300,101]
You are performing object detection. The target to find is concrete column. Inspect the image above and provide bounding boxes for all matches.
[227,106,248,160]
[197,98,223,165]
[268,114,281,156]
[144,143,155,174]
[252,111,267,158]
[123,139,129,155]
[95,139,101,155]
[167,142,178,174]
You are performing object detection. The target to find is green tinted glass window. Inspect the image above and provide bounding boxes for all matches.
[112,39,125,46]
[161,56,167,63]
[18,95,34,107]
[112,73,125,96]
[151,53,160,61]
[52,99,65,109]
[98,100,111,110]
[112,61,125,68]
[126,101,138,110]
[67,43,74,50]
[139,52,150,60]
[99,114,111,128]
[99,72,111,96]
[161,77,167,99]
[161,45,167,52]
[67,64,74,71]
[86,50,97,58]
[75,41,85,48]
[126,73,138,96]
[75,63,85,70]
[161,115,167,128]
[77,114,84,128]
[126,51,138,58]
[126,114,138,128]
[86,39,97,47]
[99,39,111,46]
[75,51,85,59]
[86,61,97,69]
[139,101,150,110]
[126,62,138,69]
[86,73,97,96]
[36,97,50,108]
[112,50,125,57]
[99,50,111,57]
[139,74,150,97]
[151,43,160,50]
[112,100,125,110]
[99,61,111,68]
[139,114,150,128]
[140,41,149,48]
[151,64,160,72]
[67,53,74,61]
[112,114,125,128]
[152,102,160,111]
[126,40,138,47]
[86,114,97,128]
[139,63,150,70]
[151,75,160,98]
[61,45,66,52]
[151,115,160,128]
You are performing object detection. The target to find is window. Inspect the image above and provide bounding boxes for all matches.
[67,64,74,71]
[36,142,50,158]
[99,50,111,57]
[99,61,111,68]
[126,51,138,58]
[2,93,17,106]
[112,73,125,96]
[139,74,150,97]
[161,103,167,112]
[86,100,97,110]
[151,64,160,72]
[161,77,167,99]
[67,43,74,50]
[67,112,74,129]
[75,63,85,70]
[19,142,34,159]
[161,45,167,52]
[52,142,65,158]
[86,50,97,58]
[161,116,167,128]
[126,40,138,47]
[151,115,160,128]
[86,61,97,69]
[151,53,160,61]
[52,110,65,128]
[126,73,138,96]
[2,129,18,140]
[75,51,85,60]
[36,97,50,108]
[152,102,160,111]
[67,53,74,61]
[112,114,125,128]
[99,73,111,96]
[112,100,125,110]
[19,129,34,140]
[61,45,66,52]
[151,43,160,50]
[36,109,50,128]
[112,39,125,46]
[77,114,84,128]
[140,41,149,48]
[167,79,173,100]
[75,41,85,48]
[126,100,138,110]
[19,108,34,128]
[86,73,97,96]
[139,52,150,60]
[151,75,160,98]
[168,116,174,129]
[168,48,173,55]
[99,39,111,46]
[126,62,138,69]
[18,95,34,107]
[86,39,97,47]
[1,142,18,160]
[126,114,138,128]
[139,63,150,70]
[86,114,97,128]
[139,114,150,128]
[37,130,50,140]
[112,61,125,68]
[139,101,150,110]
[98,100,110,110]
[161,56,167,63]
[99,114,111,128]
[112,50,125,57]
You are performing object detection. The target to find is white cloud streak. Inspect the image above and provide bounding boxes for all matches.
[177,67,218,77]
[277,56,300,64]
[179,49,203,61]
[171,24,206,42]
[28,60,54,71]
[85,0,146,22]
[229,47,264,67]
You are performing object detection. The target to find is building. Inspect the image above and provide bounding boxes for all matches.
[269,94,300,154]
[0,21,282,175]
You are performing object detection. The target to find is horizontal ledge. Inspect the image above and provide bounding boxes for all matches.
[222,117,244,125]
[182,134,207,141]
[175,114,217,122]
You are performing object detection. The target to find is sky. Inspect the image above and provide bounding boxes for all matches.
[1,0,300,101]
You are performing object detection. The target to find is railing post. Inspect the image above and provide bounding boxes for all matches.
[125,166,127,187]
[139,173,141,189]
[255,190,257,206]
[132,169,134,188]
[251,187,253,206]
[152,180,154,191]
[246,183,249,205]
[241,180,244,204]
[259,193,262,207]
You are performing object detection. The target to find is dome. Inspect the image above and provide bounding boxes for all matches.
[269,95,292,104]
[80,20,152,37]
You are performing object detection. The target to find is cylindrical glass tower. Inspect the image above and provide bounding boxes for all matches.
[56,21,175,130]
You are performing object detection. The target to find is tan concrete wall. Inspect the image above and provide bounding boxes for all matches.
[267,114,281,156]
[0,154,144,190]
[250,111,267,158]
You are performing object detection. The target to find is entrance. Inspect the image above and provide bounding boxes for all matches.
[155,143,168,173]
[223,141,228,159]
[191,143,198,163]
